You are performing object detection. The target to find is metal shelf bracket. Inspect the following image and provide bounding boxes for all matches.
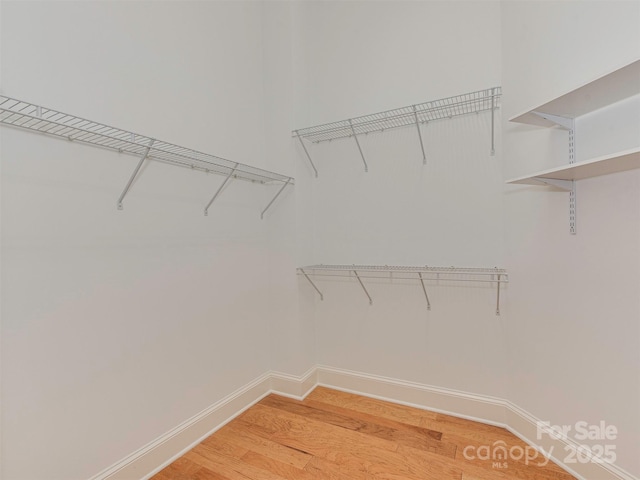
[204,163,238,216]
[300,268,323,301]
[531,112,577,234]
[261,178,292,220]
[348,119,369,173]
[531,178,574,191]
[353,269,373,305]
[117,138,155,210]
[295,132,318,178]
[531,111,574,130]
[412,105,427,164]
[417,272,431,310]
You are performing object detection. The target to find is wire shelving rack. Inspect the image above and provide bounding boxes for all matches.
[292,87,501,176]
[0,95,294,217]
[297,264,508,315]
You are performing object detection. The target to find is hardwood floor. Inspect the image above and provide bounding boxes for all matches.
[151,387,576,480]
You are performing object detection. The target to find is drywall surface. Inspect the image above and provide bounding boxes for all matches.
[502,0,640,476]
[0,2,285,479]
[262,1,317,376]
[291,1,508,398]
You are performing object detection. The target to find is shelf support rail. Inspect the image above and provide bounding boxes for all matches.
[295,132,318,178]
[490,87,496,156]
[261,178,292,220]
[117,138,155,210]
[300,268,324,301]
[568,128,577,234]
[204,163,238,216]
[417,272,431,310]
[348,119,369,172]
[531,111,577,234]
[353,269,373,305]
[495,273,502,316]
[412,105,427,164]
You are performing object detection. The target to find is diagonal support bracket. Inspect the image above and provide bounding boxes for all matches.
[412,105,427,164]
[300,269,323,301]
[204,163,238,216]
[261,178,291,220]
[531,178,573,191]
[348,119,368,172]
[531,111,574,130]
[295,132,318,178]
[353,269,372,305]
[117,138,155,210]
[418,273,431,310]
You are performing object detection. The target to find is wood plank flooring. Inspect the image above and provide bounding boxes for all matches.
[151,387,576,480]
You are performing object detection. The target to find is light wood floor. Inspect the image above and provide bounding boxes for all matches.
[151,387,576,480]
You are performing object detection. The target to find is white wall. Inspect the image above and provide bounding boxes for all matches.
[0,2,295,479]
[2,1,639,479]
[292,1,508,398]
[502,0,640,476]
[262,1,317,376]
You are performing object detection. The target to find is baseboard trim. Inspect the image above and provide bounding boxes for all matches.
[316,365,637,480]
[270,366,318,400]
[505,401,637,480]
[89,373,273,480]
[90,367,319,480]
[316,365,508,426]
[89,366,638,480]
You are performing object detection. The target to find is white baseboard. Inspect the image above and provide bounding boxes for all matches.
[89,373,273,480]
[89,365,638,480]
[505,402,638,480]
[270,366,318,400]
[315,365,638,480]
[316,365,508,426]
[90,367,318,480]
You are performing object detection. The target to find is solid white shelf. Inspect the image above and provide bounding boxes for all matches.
[510,59,640,127]
[507,147,640,186]
[0,95,294,217]
[297,264,508,315]
[507,59,640,235]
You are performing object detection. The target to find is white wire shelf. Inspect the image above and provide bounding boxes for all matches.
[297,264,508,315]
[292,87,502,176]
[0,95,294,216]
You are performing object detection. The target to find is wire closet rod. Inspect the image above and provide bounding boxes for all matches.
[297,264,508,315]
[0,95,294,216]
